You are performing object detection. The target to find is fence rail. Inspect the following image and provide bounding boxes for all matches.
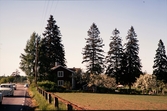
[36,87,86,110]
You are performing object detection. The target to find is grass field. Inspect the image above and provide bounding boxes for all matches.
[55,93,167,110]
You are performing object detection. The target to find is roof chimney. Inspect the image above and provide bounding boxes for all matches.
[55,62,60,66]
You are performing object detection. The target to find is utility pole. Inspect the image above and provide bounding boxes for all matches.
[35,37,39,86]
[0,43,1,75]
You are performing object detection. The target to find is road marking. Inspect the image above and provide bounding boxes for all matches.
[20,87,27,111]
[23,89,26,105]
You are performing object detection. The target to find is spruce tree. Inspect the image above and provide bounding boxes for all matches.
[153,39,167,83]
[19,32,40,78]
[82,23,105,75]
[106,28,123,84]
[119,51,128,84]
[39,15,66,80]
[123,26,142,91]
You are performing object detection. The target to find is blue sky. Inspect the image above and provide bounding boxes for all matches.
[0,0,167,76]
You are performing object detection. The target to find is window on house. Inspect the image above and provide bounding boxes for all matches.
[58,80,64,86]
[57,71,64,77]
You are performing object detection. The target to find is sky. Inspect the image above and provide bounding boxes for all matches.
[0,0,167,76]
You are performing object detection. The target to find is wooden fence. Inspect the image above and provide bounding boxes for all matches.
[36,87,86,110]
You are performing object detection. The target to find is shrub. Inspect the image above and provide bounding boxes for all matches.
[55,86,66,92]
[133,74,167,95]
[96,86,115,93]
[37,80,66,92]
[37,80,56,92]
[88,74,116,88]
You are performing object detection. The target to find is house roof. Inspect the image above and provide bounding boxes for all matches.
[51,65,75,73]
[68,68,81,72]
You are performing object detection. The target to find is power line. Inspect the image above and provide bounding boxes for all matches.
[53,0,59,16]
[40,0,50,36]
[48,0,54,15]
[39,0,60,37]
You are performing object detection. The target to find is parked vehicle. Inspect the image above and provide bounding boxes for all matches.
[0,83,14,96]
[0,90,3,105]
[115,84,124,92]
[12,83,17,90]
[24,83,29,88]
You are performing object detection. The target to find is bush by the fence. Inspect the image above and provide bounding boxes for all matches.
[37,80,56,91]
[37,80,66,92]
[116,89,142,94]
[96,86,115,93]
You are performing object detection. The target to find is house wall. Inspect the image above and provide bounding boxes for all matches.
[52,67,72,86]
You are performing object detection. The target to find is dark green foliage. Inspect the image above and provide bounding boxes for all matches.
[37,81,65,92]
[106,28,124,84]
[116,89,141,94]
[37,80,56,91]
[38,15,66,80]
[123,26,142,90]
[153,39,167,83]
[96,86,115,93]
[19,32,41,78]
[0,76,27,83]
[7,76,15,83]
[119,52,128,84]
[82,23,105,74]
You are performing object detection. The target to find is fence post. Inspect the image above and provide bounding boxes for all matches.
[38,88,40,93]
[42,90,43,96]
[48,93,51,104]
[43,90,45,97]
[37,87,39,92]
[45,92,48,100]
[40,89,42,94]
[67,104,73,111]
[54,97,59,108]
[39,89,41,93]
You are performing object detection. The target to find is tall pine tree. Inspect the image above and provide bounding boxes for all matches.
[106,28,123,84]
[39,15,66,81]
[123,26,142,91]
[153,39,167,83]
[82,23,105,75]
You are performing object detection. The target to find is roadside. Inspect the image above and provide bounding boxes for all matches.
[23,88,38,111]
[25,85,58,110]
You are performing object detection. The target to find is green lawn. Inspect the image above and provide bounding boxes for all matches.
[54,93,167,110]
